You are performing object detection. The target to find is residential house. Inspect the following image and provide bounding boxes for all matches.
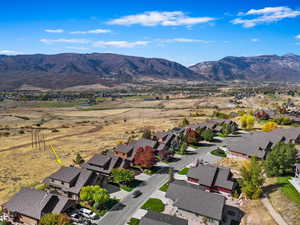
[227,133,273,159]
[43,166,97,200]
[166,181,226,225]
[140,210,188,225]
[2,188,75,225]
[113,138,169,163]
[226,127,300,159]
[187,164,235,195]
[82,151,129,184]
[153,131,176,160]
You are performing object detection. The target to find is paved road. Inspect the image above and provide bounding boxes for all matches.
[98,144,220,225]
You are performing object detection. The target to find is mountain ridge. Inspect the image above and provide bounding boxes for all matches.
[0,53,300,90]
[189,54,300,82]
[0,53,203,90]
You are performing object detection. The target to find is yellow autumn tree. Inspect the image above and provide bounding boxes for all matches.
[261,121,278,132]
[240,114,255,130]
[116,140,124,145]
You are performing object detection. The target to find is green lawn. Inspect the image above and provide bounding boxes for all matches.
[159,182,169,192]
[277,176,300,206]
[211,148,227,158]
[178,168,189,175]
[127,218,140,225]
[141,198,165,212]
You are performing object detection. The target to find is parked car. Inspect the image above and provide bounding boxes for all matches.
[79,208,97,220]
[69,213,82,223]
[132,190,142,198]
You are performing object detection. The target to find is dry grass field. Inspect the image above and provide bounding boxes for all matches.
[0,97,240,204]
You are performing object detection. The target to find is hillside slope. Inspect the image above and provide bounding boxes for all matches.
[189,54,300,81]
[0,53,202,90]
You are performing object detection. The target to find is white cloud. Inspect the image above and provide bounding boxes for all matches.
[107,11,215,26]
[44,29,64,33]
[40,38,89,44]
[0,50,23,55]
[93,40,149,48]
[70,29,111,34]
[232,6,300,27]
[251,38,260,42]
[66,46,89,50]
[159,38,213,44]
[295,34,300,39]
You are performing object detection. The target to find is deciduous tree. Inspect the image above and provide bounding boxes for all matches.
[261,121,278,132]
[184,128,201,144]
[39,214,71,225]
[133,146,156,168]
[239,157,264,199]
[240,114,255,130]
[111,168,135,185]
[80,185,109,209]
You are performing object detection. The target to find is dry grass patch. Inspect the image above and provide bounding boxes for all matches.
[240,199,277,225]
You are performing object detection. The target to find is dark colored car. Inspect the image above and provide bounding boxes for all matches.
[132,190,142,198]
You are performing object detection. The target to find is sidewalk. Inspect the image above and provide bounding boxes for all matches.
[261,195,288,225]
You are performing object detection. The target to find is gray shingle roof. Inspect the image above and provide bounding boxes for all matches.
[44,167,95,194]
[187,164,235,190]
[227,127,300,158]
[188,165,217,187]
[114,144,134,154]
[87,154,111,167]
[114,138,158,161]
[166,182,225,221]
[3,188,73,220]
[82,152,127,175]
[48,166,81,183]
[140,211,188,225]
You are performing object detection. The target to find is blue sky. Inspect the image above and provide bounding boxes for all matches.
[1,0,300,65]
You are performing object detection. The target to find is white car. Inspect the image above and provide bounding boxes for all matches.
[79,208,97,220]
[69,213,82,223]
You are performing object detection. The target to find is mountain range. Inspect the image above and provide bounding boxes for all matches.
[0,53,300,90]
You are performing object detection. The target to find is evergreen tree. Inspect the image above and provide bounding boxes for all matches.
[179,118,190,127]
[168,167,174,183]
[142,128,152,139]
[201,128,215,142]
[264,142,297,177]
[73,152,84,166]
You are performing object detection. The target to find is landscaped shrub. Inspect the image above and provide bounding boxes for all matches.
[211,148,226,157]
[271,117,292,125]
